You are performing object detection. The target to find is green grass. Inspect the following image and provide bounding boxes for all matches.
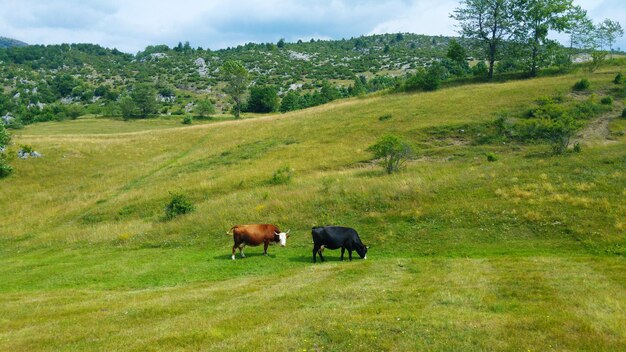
[0,67,625,351]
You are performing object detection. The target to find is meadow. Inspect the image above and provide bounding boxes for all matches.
[1,67,625,351]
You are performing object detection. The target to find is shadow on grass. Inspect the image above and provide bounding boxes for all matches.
[287,254,348,263]
[213,252,277,260]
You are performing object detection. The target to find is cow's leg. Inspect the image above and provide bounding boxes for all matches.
[318,246,325,262]
[348,249,353,261]
[231,243,237,260]
[239,243,246,258]
[340,247,345,261]
[312,245,319,263]
[263,240,269,256]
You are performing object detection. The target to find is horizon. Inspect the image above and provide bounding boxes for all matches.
[0,0,624,53]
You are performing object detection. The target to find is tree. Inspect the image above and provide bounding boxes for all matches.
[566,7,593,53]
[589,50,607,72]
[452,0,515,79]
[279,91,302,113]
[247,86,279,113]
[119,95,135,120]
[222,60,249,118]
[320,81,340,103]
[596,19,624,52]
[195,98,215,117]
[130,83,157,118]
[277,38,286,48]
[52,74,78,97]
[349,76,367,96]
[513,0,578,76]
[446,39,467,63]
[367,135,413,174]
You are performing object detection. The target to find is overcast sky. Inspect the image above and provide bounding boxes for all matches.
[0,0,624,53]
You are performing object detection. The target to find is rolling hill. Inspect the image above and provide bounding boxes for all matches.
[0,63,625,350]
[0,36,27,48]
[0,34,476,122]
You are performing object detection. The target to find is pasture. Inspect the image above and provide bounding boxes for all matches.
[1,68,625,351]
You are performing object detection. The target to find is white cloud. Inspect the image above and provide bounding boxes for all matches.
[0,0,623,52]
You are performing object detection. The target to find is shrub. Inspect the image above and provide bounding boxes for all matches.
[247,86,279,113]
[496,114,580,154]
[622,108,626,118]
[378,114,392,121]
[367,135,413,174]
[0,124,10,149]
[404,64,443,92]
[19,144,34,154]
[194,98,215,117]
[472,61,488,78]
[164,192,195,220]
[486,152,498,162]
[573,78,590,91]
[571,98,610,119]
[573,142,582,153]
[600,96,613,105]
[0,154,12,178]
[614,72,623,84]
[269,165,292,185]
[544,115,579,154]
[182,116,193,125]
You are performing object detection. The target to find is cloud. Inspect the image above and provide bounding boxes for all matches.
[0,0,623,52]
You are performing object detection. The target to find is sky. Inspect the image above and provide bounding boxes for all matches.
[0,0,624,53]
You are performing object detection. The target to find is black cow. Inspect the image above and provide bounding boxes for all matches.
[312,226,368,263]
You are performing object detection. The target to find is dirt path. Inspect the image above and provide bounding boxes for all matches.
[573,103,623,146]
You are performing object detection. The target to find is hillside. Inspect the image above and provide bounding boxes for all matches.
[0,36,27,48]
[0,34,478,122]
[0,65,625,350]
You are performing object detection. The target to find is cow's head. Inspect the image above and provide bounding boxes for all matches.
[274,229,290,247]
[356,243,368,259]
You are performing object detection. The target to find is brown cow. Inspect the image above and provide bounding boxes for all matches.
[226,224,290,260]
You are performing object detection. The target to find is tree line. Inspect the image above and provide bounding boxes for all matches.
[452,0,623,79]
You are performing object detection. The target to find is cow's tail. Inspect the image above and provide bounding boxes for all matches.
[225,226,236,236]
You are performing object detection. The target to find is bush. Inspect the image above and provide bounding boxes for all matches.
[269,165,292,185]
[486,152,498,162]
[247,86,279,113]
[403,64,443,92]
[164,192,195,220]
[614,72,623,84]
[573,78,591,91]
[622,108,626,118]
[182,116,193,125]
[600,96,613,105]
[194,98,215,117]
[367,135,413,174]
[19,144,34,153]
[573,142,582,153]
[472,61,488,78]
[545,115,579,154]
[496,114,580,154]
[0,154,12,178]
[0,124,10,149]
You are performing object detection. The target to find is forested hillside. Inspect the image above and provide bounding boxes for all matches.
[0,34,496,125]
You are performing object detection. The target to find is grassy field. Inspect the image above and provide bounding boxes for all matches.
[1,67,625,351]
